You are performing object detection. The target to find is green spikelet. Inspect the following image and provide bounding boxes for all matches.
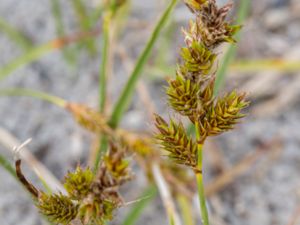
[64,166,94,200]
[184,0,208,12]
[154,114,197,168]
[198,90,249,139]
[167,74,200,122]
[104,144,130,181]
[37,193,78,224]
[78,198,117,225]
[180,41,216,78]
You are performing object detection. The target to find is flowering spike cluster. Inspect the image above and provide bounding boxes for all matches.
[154,0,249,169]
[15,143,132,225]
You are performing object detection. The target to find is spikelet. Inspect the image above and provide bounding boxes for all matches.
[37,193,79,224]
[66,102,112,136]
[104,143,131,182]
[184,0,208,12]
[64,167,94,200]
[154,114,197,169]
[183,0,241,49]
[167,74,216,123]
[180,41,216,79]
[203,91,249,136]
[167,74,201,122]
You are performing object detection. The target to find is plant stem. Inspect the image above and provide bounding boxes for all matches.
[0,18,33,51]
[71,0,97,55]
[50,0,76,64]
[122,184,157,225]
[195,121,209,225]
[152,163,182,225]
[0,154,16,178]
[108,0,178,129]
[177,194,195,225]
[93,136,108,173]
[0,29,100,81]
[99,12,112,112]
[0,88,66,108]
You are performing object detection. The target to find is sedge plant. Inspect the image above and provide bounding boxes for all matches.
[153,0,249,225]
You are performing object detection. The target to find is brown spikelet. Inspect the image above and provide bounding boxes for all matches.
[183,0,241,49]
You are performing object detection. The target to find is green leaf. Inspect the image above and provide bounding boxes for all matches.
[122,185,157,225]
[109,0,178,129]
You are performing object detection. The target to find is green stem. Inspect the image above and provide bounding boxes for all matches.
[0,18,33,51]
[50,0,76,64]
[0,154,16,178]
[99,12,112,112]
[195,122,209,225]
[0,42,53,80]
[71,0,96,55]
[0,88,66,108]
[177,194,195,225]
[108,0,178,129]
[122,184,157,225]
[93,136,108,173]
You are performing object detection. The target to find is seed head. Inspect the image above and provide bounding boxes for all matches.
[198,91,249,141]
[180,41,216,79]
[37,193,78,224]
[154,114,197,169]
[64,167,94,200]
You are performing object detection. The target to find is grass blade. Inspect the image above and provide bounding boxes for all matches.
[0,28,100,80]
[71,0,97,55]
[50,0,77,64]
[99,12,112,112]
[108,0,178,129]
[214,0,251,95]
[122,184,157,225]
[0,154,16,178]
[0,18,33,51]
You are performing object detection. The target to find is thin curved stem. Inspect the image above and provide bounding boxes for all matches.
[0,88,66,108]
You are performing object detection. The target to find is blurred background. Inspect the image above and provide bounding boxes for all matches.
[0,0,299,224]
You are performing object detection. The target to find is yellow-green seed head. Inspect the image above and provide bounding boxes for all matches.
[184,0,208,12]
[154,114,197,169]
[64,166,94,200]
[167,75,201,122]
[37,193,78,225]
[180,41,216,78]
[198,90,249,139]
